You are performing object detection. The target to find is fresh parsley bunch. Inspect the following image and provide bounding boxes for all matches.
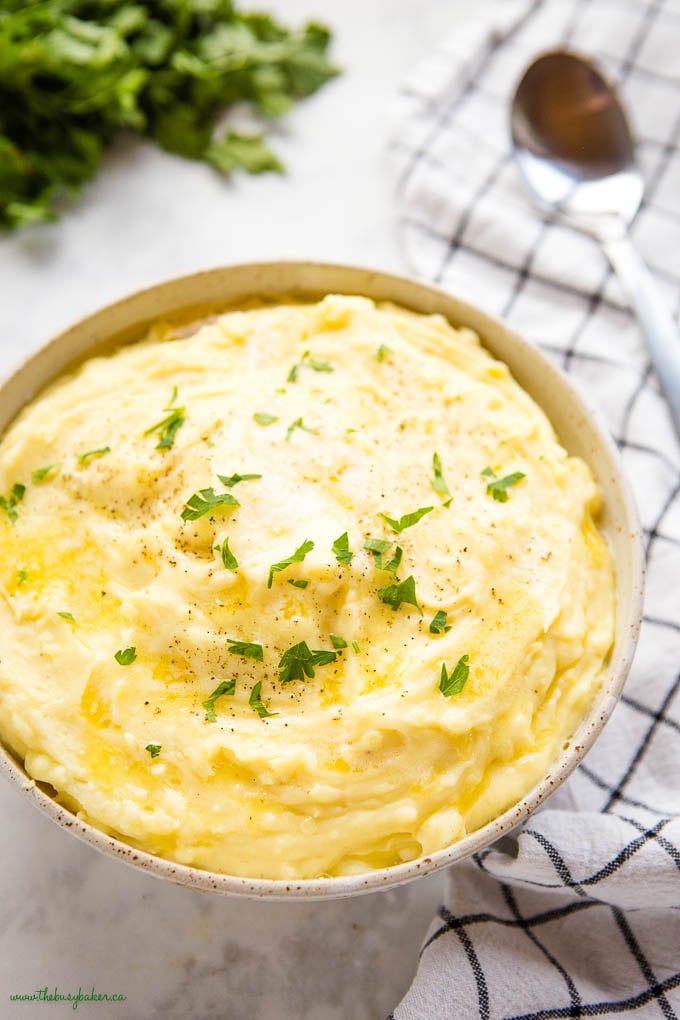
[0,0,338,229]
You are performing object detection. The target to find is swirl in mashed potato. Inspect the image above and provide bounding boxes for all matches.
[0,295,615,879]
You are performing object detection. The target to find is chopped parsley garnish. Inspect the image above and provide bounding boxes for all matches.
[285,417,318,441]
[0,483,26,523]
[376,344,392,362]
[429,610,452,635]
[307,356,333,373]
[381,506,433,534]
[253,413,278,426]
[330,634,347,649]
[181,488,240,521]
[114,646,137,666]
[143,390,186,450]
[226,638,264,661]
[278,640,337,684]
[431,453,452,506]
[439,655,470,697]
[364,537,392,568]
[77,447,111,465]
[249,681,277,718]
[482,467,526,502]
[332,532,353,565]
[268,539,314,588]
[145,744,162,759]
[288,350,334,381]
[32,464,58,484]
[217,537,238,571]
[217,472,262,487]
[364,538,401,573]
[57,611,75,623]
[377,575,422,615]
[351,641,361,653]
[288,578,309,588]
[307,351,333,372]
[383,546,403,576]
[16,568,28,585]
[203,679,236,722]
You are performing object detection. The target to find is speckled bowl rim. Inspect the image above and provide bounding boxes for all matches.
[0,261,645,899]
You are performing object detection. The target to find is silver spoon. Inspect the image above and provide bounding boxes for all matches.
[511,49,680,438]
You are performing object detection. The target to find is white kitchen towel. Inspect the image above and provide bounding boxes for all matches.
[389,0,680,1016]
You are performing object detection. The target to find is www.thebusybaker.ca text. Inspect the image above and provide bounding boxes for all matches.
[9,986,127,1010]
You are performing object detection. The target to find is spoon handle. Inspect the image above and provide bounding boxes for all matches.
[602,234,680,440]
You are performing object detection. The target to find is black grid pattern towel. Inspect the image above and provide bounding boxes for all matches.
[389,0,680,1016]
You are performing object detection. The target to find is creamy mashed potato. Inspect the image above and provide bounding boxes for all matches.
[0,296,615,880]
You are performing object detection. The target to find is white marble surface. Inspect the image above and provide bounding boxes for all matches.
[0,1,491,1016]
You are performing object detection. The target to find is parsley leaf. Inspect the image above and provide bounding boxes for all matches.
[0,482,26,523]
[208,132,283,175]
[377,575,422,615]
[288,578,309,588]
[115,646,137,666]
[268,539,314,588]
[143,391,186,450]
[217,537,238,571]
[439,655,470,697]
[285,417,318,441]
[305,354,333,373]
[383,546,403,576]
[16,568,28,585]
[203,679,236,722]
[380,506,433,534]
[226,638,264,661]
[431,453,452,506]
[0,6,338,231]
[217,472,262,487]
[278,640,337,683]
[288,350,334,382]
[253,412,278,426]
[329,634,347,649]
[181,488,239,521]
[310,650,338,667]
[429,610,452,635]
[249,681,277,719]
[32,464,58,483]
[145,743,161,759]
[351,641,361,653]
[376,344,392,362]
[364,537,392,568]
[145,409,184,450]
[57,611,75,622]
[332,532,353,565]
[366,535,413,576]
[482,467,526,503]
[78,447,111,465]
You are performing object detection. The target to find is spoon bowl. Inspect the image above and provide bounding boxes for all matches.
[511,49,680,437]
[512,50,643,229]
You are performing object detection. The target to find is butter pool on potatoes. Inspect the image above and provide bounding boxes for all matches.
[0,295,615,880]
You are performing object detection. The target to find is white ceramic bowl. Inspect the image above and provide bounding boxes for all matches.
[0,262,644,899]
